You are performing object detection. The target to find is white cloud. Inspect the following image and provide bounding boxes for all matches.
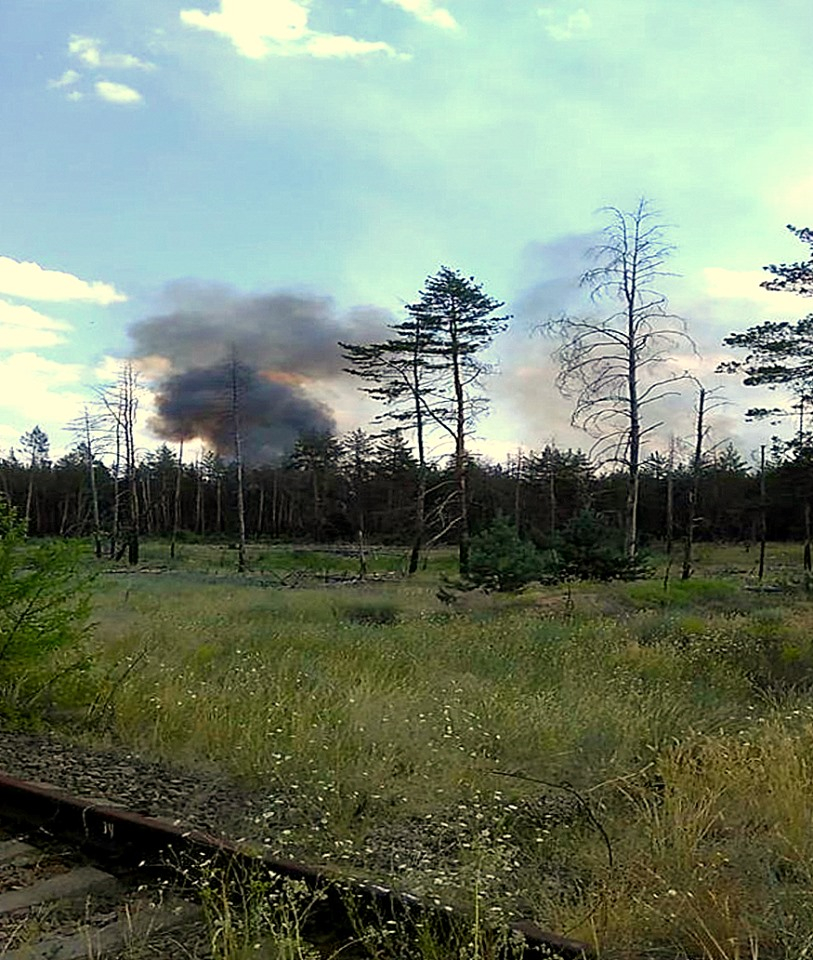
[95,81,144,104]
[180,0,308,57]
[66,91,84,102]
[47,69,81,89]
[180,0,399,59]
[0,354,86,431]
[0,300,71,350]
[537,7,591,41]
[382,0,458,30]
[68,35,155,71]
[0,327,65,351]
[0,256,127,305]
[304,33,401,58]
[703,267,803,309]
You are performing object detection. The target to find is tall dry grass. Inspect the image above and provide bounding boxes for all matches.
[42,546,813,958]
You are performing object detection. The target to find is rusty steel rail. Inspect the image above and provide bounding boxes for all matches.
[0,770,592,959]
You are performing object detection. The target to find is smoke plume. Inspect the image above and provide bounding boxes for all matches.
[129,283,390,462]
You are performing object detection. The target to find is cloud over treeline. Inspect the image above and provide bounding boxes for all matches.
[129,283,390,463]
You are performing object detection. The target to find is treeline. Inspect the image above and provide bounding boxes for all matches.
[4,207,813,573]
[3,427,811,552]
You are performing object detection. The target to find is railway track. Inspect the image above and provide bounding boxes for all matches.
[0,770,591,959]
[0,835,202,958]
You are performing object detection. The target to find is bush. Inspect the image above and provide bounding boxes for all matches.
[547,509,647,582]
[468,516,545,592]
[0,501,94,676]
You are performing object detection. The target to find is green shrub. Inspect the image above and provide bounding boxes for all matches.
[0,501,94,676]
[547,509,647,582]
[468,516,545,592]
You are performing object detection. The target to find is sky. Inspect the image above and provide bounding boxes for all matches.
[1,0,813,467]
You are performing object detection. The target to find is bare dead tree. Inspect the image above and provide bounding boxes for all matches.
[759,444,767,583]
[67,407,109,558]
[121,364,141,565]
[170,438,184,561]
[97,363,141,564]
[543,199,693,559]
[662,435,676,591]
[681,386,706,581]
[84,410,104,558]
[680,382,726,580]
[230,350,248,573]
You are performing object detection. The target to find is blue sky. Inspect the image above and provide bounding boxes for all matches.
[1,0,812,463]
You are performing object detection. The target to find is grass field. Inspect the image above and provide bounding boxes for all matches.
[12,539,813,959]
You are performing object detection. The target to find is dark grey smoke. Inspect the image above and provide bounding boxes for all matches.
[151,363,335,464]
[130,284,391,462]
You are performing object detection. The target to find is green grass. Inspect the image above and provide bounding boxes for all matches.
[19,540,813,958]
[118,538,448,578]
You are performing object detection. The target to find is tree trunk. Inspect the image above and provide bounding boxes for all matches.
[256,484,264,540]
[59,495,69,537]
[450,310,470,576]
[357,527,367,579]
[231,354,247,573]
[408,347,428,574]
[682,387,706,581]
[170,439,184,560]
[625,324,641,560]
[758,444,767,583]
[663,458,674,591]
[24,471,34,533]
[514,450,523,533]
[141,477,152,536]
[408,467,426,575]
[549,468,557,540]
[311,467,325,543]
[84,411,102,558]
[195,461,203,535]
[271,470,279,538]
[123,365,139,565]
[110,418,121,559]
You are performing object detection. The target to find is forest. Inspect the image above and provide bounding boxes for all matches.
[0,428,807,559]
[4,205,813,582]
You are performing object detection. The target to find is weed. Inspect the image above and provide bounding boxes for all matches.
[27,540,813,958]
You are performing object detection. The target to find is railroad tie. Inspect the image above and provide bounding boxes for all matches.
[1,900,202,960]
[0,864,119,915]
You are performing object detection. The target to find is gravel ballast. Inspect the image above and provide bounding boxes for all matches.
[0,730,261,843]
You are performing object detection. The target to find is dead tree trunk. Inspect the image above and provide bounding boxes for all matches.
[230,354,248,573]
[170,439,184,560]
[663,438,675,591]
[682,386,706,580]
[758,444,767,583]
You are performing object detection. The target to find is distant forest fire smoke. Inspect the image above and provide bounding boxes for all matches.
[128,283,389,463]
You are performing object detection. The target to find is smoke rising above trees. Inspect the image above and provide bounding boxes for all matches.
[128,285,390,462]
[151,363,335,465]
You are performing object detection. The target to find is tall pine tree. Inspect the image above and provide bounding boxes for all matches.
[405,267,509,575]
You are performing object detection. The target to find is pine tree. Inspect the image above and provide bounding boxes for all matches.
[341,310,443,573]
[405,267,509,575]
